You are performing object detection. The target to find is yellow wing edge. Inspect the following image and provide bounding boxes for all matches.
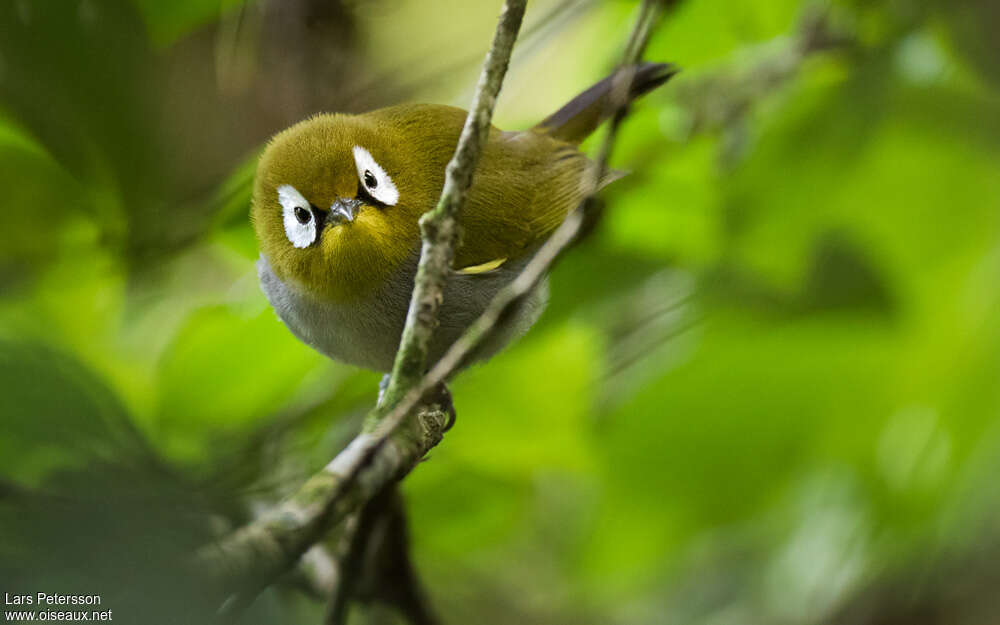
[456,257,508,275]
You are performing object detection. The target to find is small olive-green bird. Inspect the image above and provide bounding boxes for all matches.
[252,63,676,372]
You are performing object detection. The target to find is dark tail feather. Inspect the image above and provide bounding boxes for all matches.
[534,62,679,144]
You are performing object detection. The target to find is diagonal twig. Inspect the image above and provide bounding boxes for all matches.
[199,0,528,598]
[198,0,671,608]
[380,0,529,405]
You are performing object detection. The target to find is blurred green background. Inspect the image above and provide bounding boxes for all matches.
[1,0,999,623]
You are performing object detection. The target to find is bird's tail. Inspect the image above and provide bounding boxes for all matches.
[534,62,679,144]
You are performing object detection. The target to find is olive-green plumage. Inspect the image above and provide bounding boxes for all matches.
[252,62,676,371]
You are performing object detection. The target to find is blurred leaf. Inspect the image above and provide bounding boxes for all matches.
[129,0,245,47]
[446,322,601,477]
[0,1,999,623]
[0,339,151,484]
[155,304,328,460]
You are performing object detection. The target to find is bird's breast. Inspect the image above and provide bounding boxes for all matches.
[257,251,549,372]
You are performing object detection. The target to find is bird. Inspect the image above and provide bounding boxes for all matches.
[251,62,677,373]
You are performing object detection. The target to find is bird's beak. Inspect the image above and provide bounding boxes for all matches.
[328,197,360,225]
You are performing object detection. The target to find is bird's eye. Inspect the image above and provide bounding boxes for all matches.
[277,184,317,248]
[352,145,398,206]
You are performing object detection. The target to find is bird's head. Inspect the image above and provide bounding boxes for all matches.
[251,110,453,301]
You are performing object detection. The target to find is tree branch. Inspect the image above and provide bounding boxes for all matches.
[356,0,668,457]
[199,0,527,598]
[201,401,450,599]
[198,0,670,609]
[383,0,528,404]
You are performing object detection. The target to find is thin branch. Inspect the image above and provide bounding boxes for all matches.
[356,0,668,463]
[201,401,450,598]
[324,487,438,625]
[198,0,528,597]
[198,0,670,607]
[381,0,528,404]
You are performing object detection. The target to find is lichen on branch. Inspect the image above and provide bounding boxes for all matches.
[199,0,670,610]
[198,0,529,598]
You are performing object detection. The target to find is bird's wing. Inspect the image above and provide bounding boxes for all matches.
[454,129,609,270]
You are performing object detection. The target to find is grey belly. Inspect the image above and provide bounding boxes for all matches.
[257,254,548,372]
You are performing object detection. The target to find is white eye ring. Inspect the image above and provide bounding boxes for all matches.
[352,145,399,206]
[277,184,316,248]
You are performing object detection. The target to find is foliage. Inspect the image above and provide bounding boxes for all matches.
[1,0,998,623]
